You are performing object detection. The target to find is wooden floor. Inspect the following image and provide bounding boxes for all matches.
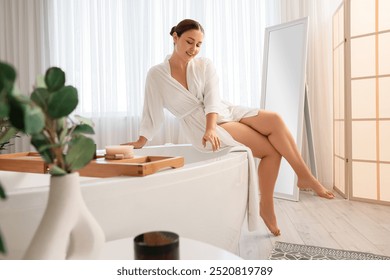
[239,190,390,259]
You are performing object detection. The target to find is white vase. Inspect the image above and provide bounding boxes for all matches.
[24,172,105,259]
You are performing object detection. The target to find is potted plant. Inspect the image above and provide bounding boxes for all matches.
[0,61,105,259]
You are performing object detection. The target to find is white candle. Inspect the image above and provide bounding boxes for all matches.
[105,145,134,159]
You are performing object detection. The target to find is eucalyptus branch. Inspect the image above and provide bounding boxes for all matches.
[43,116,64,170]
[2,63,96,175]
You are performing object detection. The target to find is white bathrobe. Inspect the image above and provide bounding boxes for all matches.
[140,56,260,231]
[140,56,259,150]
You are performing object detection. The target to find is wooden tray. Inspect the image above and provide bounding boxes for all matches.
[78,156,184,177]
[0,152,48,174]
[0,152,184,177]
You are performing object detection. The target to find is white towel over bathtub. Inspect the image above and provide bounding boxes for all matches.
[227,146,260,232]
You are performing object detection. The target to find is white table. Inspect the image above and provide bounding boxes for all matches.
[99,237,243,260]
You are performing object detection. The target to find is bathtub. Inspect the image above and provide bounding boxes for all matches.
[0,144,253,259]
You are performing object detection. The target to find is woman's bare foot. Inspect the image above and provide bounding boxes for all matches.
[259,202,281,236]
[297,177,335,199]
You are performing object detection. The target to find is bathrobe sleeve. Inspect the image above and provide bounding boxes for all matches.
[139,69,165,140]
[203,59,222,115]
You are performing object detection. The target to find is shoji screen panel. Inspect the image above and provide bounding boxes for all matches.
[378,0,390,202]
[333,4,346,197]
[334,0,390,204]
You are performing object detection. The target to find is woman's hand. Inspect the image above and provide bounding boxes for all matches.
[203,113,220,151]
[202,129,221,151]
[121,136,147,149]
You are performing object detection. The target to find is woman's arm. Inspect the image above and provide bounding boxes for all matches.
[202,113,220,151]
[139,71,165,140]
[203,59,221,115]
[201,59,222,151]
[122,136,147,148]
[122,68,164,148]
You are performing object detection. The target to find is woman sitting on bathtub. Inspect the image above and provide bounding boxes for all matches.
[124,19,334,236]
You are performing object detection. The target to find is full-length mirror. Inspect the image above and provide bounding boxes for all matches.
[260,17,309,201]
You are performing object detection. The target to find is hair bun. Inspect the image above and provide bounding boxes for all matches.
[170,26,176,36]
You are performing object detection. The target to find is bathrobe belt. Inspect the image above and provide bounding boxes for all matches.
[176,103,204,120]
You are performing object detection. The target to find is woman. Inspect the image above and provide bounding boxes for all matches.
[125,19,334,236]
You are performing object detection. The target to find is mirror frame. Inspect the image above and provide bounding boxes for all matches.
[260,17,309,201]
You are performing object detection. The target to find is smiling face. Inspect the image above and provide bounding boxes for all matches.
[172,29,203,62]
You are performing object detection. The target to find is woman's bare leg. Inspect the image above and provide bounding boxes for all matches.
[220,121,282,236]
[240,111,334,199]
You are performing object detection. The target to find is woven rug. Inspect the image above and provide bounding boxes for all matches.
[269,241,390,260]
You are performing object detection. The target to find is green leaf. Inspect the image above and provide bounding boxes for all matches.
[0,127,17,145]
[37,142,62,153]
[58,127,68,144]
[0,102,9,118]
[8,94,30,132]
[10,91,29,103]
[74,115,94,127]
[31,133,54,164]
[0,185,6,252]
[0,231,6,254]
[31,88,50,110]
[0,62,16,92]
[39,150,54,164]
[35,74,46,88]
[56,117,65,132]
[47,86,78,119]
[56,118,67,143]
[8,98,26,131]
[24,105,45,135]
[65,135,95,171]
[44,67,65,92]
[72,124,95,135]
[0,184,6,199]
[49,165,67,176]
